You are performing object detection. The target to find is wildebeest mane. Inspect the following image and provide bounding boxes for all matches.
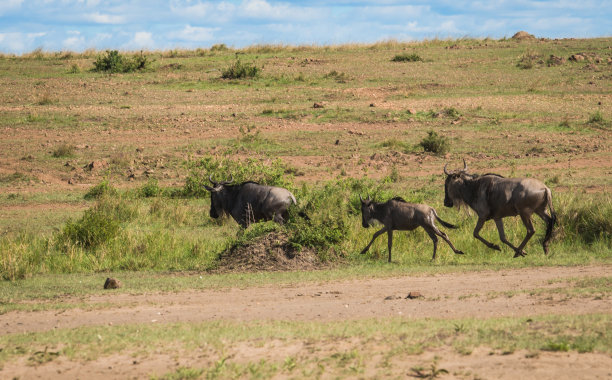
[476,172,504,178]
[390,196,407,203]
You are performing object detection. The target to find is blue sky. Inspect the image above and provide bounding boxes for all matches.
[0,1,610,54]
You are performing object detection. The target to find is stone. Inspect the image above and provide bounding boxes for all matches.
[104,277,121,289]
[406,291,423,299]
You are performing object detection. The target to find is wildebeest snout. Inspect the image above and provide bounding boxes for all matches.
[444,196,453,208]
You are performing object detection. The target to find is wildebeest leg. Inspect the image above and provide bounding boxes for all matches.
[387,230,393,263]
[535,210,552,255]
[273,211,286,225]
[424,228,439,260]
[494,218,521,256]
[473,218,501,251]
[426,225,465,259]
[437,229,465,255]
[515,213,535,258]
[360,227,387,255]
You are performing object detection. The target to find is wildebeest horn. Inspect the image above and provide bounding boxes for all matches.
[462,159,468,172]
[208,175,217,185]
[219,174,234,185]
[444,163,450,175]
[367,194,371,201]
[359,194,365,203]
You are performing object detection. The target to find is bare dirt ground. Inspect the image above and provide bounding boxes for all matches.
[2,265,611,379]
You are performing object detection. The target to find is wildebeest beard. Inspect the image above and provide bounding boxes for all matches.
[446,174,472,212]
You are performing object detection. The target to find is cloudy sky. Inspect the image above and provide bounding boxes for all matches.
[0,0,610,54]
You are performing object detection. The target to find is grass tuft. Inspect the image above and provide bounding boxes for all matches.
[419,130,450,155]
[391,53,423,62]
[221,59,260,79]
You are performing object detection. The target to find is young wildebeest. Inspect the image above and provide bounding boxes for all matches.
[359,195,464,262]
[204,175,297,227]
[443,160,556,258]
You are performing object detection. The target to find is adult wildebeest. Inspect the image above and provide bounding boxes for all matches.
[359,195,464,262]
[204,175,297,227]
[443,160,556,258]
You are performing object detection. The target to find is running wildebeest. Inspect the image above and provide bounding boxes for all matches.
[204,175,297,227]
[359,195,465,262]
[443,160,556,258]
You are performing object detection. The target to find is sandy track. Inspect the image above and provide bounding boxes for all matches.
[3,265,610,336]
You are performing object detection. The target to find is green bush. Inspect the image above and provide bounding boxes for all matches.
[586,111,609,129]
[419,130,450,155]
[138,178,161,198]
[391,53,422,62]
[221,59,259,79]
[52,143,75,158]
[211,44,229,52]
[92,50,152,73]
[287,217,347,253]
[58,206,120,249]
[558,195,611,244]
[183,156,292,197]
[84,180,117,200]
[517,50,540,69]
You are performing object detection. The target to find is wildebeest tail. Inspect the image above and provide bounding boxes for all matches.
[298,211,311,221]
[543,188,556,247]
[433,210,458,229]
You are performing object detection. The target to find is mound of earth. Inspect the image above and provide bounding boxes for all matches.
[512,31,536,40]
[211,231,331,273]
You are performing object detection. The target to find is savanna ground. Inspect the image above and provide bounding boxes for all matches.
[0,36,611,379]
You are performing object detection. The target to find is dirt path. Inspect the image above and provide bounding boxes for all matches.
[1,265,611,379]
[3,265,610,335]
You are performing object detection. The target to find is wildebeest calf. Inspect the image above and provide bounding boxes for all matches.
[359,196,464,262]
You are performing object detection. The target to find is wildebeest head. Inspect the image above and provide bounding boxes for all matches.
[204,175,234,219]
[359,194,374,228]
[443,159,468,209]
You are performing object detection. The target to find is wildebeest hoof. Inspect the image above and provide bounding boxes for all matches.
[490,244,501,251]
[513,251,526,258]
[455,250,465,255]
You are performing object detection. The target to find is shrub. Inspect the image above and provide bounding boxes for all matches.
[67,63,80,74]
[92,50,152,73]
[517,50,540,69]
[391,53,422,62]
[558,195,611,244]
[419,130,450,155]
[221,59,259,79]
[211,44,229,52]
[58,205,120,249]
[287,217,347,254]
[84,180,117,200]
[138,178,161,198]
[586,111,609,129]
[183,156,292,197]
[324,70,350,83]
[52,143,75,158]
[443,107,461,118]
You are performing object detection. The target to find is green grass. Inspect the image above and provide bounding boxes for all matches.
[1,174,610,281]
[0,314,609,373]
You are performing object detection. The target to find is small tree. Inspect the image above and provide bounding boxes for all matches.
[419,130,450,155]
[221,59,260,79]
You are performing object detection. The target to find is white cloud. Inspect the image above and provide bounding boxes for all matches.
[63,35,85,50]
[123,31,155,49]
[170,25,217,42]
[0,32,46,54]
[0,0,23,15]
[85,12,126,24]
